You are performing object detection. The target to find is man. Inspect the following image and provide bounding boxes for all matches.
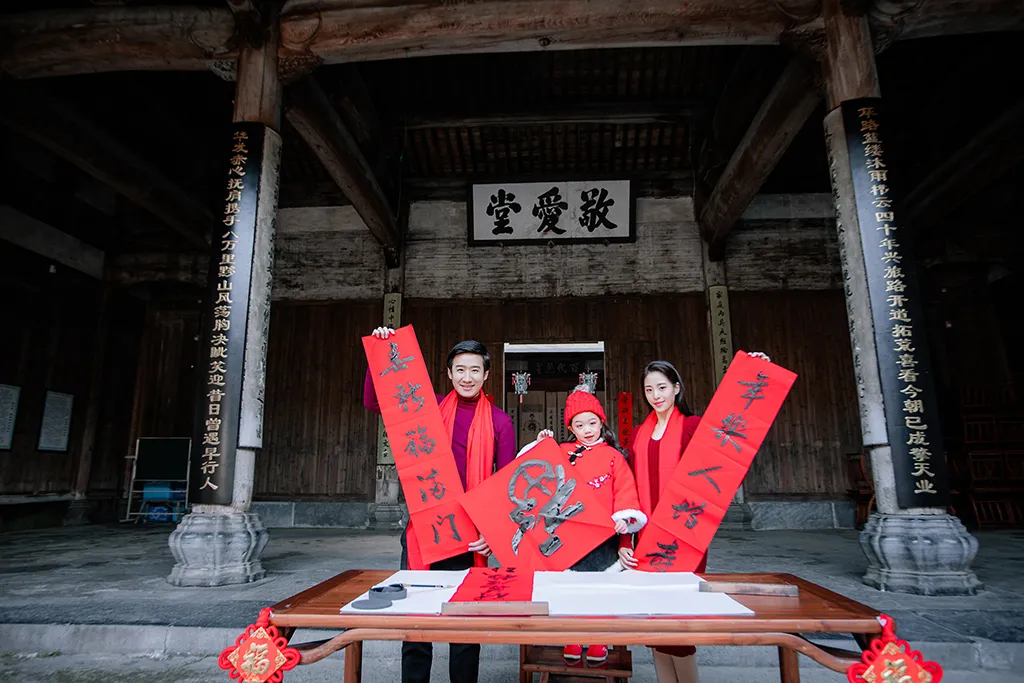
[364,328,516,683]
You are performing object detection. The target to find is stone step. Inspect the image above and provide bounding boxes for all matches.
[2,623,1019,672]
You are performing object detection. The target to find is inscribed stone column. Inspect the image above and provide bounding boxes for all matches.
[167,23,282,586]
[820,0,979,595]
[701,239,752,531]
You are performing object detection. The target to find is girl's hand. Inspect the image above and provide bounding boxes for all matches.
[372,327,396,339]
[618,547,638,570]
[747,351,771,362]
[537,429,555,440]
[613,519,629,534]
[468,535,492,557]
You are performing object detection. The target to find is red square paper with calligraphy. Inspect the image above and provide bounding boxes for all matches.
[449,567,535,603]
[398,457,464,515]
[409,499,474,566]
[633,523,707,573]
[460,438,616,571]
[722,352,797,424]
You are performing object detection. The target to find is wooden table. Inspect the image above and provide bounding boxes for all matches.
[269,570,881,683]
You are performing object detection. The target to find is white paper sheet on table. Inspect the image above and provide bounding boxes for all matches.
[532,570,753,617]
[340,570,469,615]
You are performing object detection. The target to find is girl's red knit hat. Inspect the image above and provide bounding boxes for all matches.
[564,387,606,428]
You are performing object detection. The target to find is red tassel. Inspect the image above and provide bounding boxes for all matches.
[219,608,301,682]
[846,614,943,683]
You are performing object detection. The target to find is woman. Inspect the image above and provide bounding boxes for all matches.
[621,355,768,683]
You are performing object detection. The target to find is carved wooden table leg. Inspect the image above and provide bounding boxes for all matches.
[344,640,363,683]
[779,646,800,683]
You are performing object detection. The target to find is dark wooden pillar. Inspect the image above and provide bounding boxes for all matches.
[820,0,979,595]
[168,11,283,586]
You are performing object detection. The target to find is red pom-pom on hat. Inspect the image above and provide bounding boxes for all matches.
[565,387,606,428]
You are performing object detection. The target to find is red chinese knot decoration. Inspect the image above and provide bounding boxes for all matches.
[220,608,300,683]
[847,615,943,683]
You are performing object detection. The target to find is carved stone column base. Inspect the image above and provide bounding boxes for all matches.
[167,509,269,587]
[63,498,91,526]
[859,512,982,596]
[369,503,406,530]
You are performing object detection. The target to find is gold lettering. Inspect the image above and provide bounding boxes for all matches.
[213,318,231,332]
[903,398,924,413]
[914,479,937,494]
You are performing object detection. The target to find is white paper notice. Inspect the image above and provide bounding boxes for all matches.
[341,570,469,615]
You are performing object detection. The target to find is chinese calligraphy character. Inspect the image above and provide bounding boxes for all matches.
[485,189,522,235]
[240,642,270,677]
[532,186,569,235]
[404,425,435,458]
[394,382,425,412]
[712,413,748,452]
[688,465,723,494]
[379,341,415,376]
[738,371,768,409]
[507,460,585,557]
[432,513,462,544]
[672,499,706,529]
[200,477,219,490]
[417,469,446,502]
[579,188,617,232]
[645,540,679,573]
[914,479,937,495]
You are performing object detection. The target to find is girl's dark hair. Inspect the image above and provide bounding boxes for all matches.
[566,420,627,457]
[642,360,694,417]
[446,341,491,371]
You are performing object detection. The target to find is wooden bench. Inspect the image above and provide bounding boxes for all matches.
[520,645,632,683]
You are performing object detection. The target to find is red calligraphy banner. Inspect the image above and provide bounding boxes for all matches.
[449,567,535,603]
[634,351,797,572]
[460,438,616,570]
[363,326,471,565]
[617,392,634,450]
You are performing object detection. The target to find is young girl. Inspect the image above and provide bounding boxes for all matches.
[517,385,646,665]
[620,356,767,683]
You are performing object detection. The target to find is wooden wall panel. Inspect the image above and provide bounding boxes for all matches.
[256,301,380,500]
[405,295,715,447]
[730,291,861,497]
[0,241,103,495]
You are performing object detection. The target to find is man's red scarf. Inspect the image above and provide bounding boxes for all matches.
[405,390,494,570]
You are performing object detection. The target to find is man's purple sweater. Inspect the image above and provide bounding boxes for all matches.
[363,369,517,487]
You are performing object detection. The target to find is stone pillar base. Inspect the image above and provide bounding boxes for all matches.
[719,503,754,531]
[167,509,269,587]
[63,499,91,526]
[859,512,982,596]
[369,503,407,530]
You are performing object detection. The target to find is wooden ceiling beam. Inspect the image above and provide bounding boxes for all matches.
[280,0,791,65]
[285,76,400,254]
[400,100,706,130]
[698,58,821,260]
[0,7,236,79]
[0,87,211,249]
[904,98,1024,227]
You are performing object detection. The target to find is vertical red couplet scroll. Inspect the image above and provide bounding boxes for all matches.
[363,326,474,565]
[617,392,634,450]
[634,351,797,572]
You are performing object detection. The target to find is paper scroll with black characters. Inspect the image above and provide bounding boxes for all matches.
[633,352,797,572]
[460,438,616,570]
[363,326,474,565]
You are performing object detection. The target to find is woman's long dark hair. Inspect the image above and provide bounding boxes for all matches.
[642,360,694,417]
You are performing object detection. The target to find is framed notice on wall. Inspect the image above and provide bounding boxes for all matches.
[38,391,74,452]
[469,179,635,245]
[0,384,19,450]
